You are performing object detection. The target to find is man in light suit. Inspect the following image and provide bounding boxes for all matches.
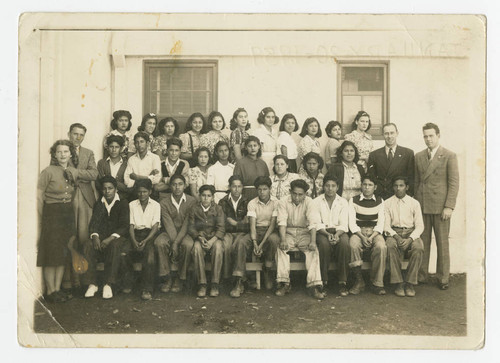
[64,123,99,292]
[368,123,415,200]
[414,123,459,290]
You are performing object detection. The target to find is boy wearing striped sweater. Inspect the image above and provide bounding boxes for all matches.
[348,174,387,295]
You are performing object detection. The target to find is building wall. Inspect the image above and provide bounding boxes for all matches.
[37,24,479,275]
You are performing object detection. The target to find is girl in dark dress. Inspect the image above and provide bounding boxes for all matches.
[37,140,78,303]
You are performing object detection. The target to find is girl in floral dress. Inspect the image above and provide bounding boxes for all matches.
[298,152,325,199]
[344,110,373,172]
[129,113,158,157]
[270,154,301,200]
[200,111,229,160]
[152,117,180,161]
[229,107,250,162]
[179,112,207,167]
[298,117,322,171]
[189,147,212,200]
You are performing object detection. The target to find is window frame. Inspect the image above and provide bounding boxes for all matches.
[143,59,218,126]
[336,61,389,139]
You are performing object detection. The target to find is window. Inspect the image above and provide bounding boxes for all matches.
[143,60,218,127]
[337,63,388,137]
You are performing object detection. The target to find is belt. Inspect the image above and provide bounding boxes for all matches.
[391,226,413,230]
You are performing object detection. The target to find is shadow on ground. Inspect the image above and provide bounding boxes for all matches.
[34,273,466,336]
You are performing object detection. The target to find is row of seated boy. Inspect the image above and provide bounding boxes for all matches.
[84,171,423,301]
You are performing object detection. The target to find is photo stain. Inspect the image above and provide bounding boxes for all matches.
[170,40,182,55]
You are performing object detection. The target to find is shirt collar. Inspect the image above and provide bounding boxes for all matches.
[385,145,397,154]
[201,203,212,213]
[359,194,376,201]
[101,193,120,207]
[229,194,242,205]
[396,194,411,203]
[342,161,356,169]
[171,193,186,205]
[106,156,123,164]
[257,197,272,206]
[166,158,180,169]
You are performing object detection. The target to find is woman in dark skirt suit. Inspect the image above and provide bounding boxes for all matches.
[37,140,78,303]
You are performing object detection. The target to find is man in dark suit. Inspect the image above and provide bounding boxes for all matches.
[414,123,459,290]
[368,123,415,200]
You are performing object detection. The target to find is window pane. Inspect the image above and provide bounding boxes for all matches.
[171,68,192,90]
[192,68,212,90]
[363,96,383,127]
[343,67,383,92]
[343,95,362,125]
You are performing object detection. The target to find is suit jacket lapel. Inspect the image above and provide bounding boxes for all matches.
[422,146,441,180]
[376,148,390,174]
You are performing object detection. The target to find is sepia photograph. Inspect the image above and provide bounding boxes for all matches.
[17,12,486,349]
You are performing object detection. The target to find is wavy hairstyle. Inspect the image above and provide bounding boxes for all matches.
[325,120,342,138]
[110,110,132,131]
[138,113,158,133]
[257,107,279,125]
[50,139,78,167]
[279,113,299,132]
[299,117,322,138]
[207,111,226,131]
[336,140,360,164]
[185,112,207,134]
[301,152,324,171]
[351,110,371,132]
[158,117,180,137]
[242,135,262,158]
[230,107,250,131]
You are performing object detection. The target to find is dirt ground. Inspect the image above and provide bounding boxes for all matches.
[33,272,466,336]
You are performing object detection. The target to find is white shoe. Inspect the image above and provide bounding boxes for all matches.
[85,284,98,298]
[102,284,113,299]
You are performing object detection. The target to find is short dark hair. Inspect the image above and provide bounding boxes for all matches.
[351,111,371,132]
[273,154,289,174]
[138,113,158,133]
[207,111,226,130]
[228,175,243,186]
[135,178,153,191]
[322,173,339,186]
[257,107,279,125]
[158,117,180,137]
[230,108,250,131]
[299,117,322,138]
[242,135,263,158]
[110,110,132,131]
[392,175,409,186]
[199,184,215,195]
[361,174,377,185]
[336,140,360,164]
[279,113,299,132]
[290,179,309,193]
[166,137,183,150]
[169,174,186,185]
[422,122,440,135]
[383,123,399,133]
[254,176,272,189]
[106,134,124,147]
[99,175,118,189]
[134,131,150,143]
[69,123,87,133]
[302,152,324,171]
[185,112,207,133]
[325,121,342,138]
[213,141,230,161]
[193,146,211,166]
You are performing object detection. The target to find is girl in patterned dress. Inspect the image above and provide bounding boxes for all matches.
[103,110,134,159]
[179,112,207,167]
[200,111,229,159]
[229,107,250,162]
[129,113,158,157]
[298,152,325,199]
[152,117,180,161]
[344,110,373,172]
[189,147,212,200]
[271,154,301,200]
[298,117,322,170]
[277,113,299,173]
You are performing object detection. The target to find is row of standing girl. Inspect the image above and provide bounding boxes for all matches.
[103,107,374,175]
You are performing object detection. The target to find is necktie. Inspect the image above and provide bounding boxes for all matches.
[388,148,394,163]
[427,148,432,160]
[312,178,317,198]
